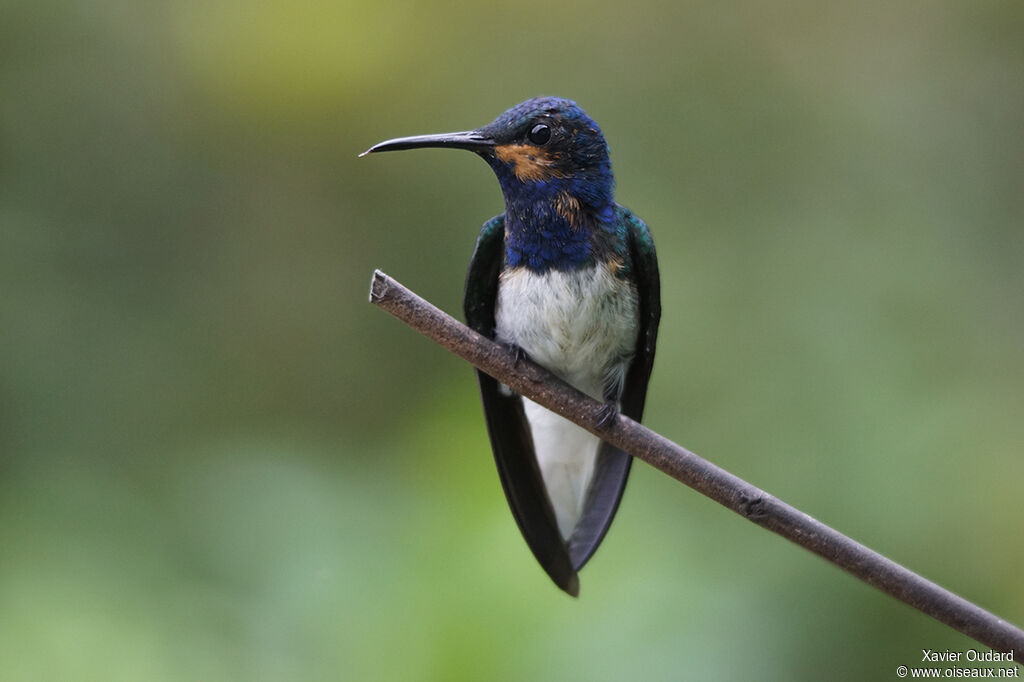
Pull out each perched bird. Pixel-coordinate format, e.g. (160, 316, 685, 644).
(361, 97, 660, 596)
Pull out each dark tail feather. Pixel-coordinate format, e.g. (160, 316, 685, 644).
(567, 443, 632, 570)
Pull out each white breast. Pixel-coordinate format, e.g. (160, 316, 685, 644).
(494, 264, 639, 539)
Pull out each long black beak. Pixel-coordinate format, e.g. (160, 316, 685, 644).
(359, 130, 495, 157)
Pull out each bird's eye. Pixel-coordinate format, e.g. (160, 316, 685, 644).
(527, 123, 551, 146)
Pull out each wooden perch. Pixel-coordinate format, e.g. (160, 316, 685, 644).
(369, 268, 1022, 662)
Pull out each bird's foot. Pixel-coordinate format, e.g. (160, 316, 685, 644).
(595, 401, 619, 430)
(503, 343, 528, 368)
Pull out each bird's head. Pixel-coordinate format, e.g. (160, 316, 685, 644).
(361, 97, 614, 216)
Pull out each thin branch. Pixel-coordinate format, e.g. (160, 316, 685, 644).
(368, 268, 1023, 662)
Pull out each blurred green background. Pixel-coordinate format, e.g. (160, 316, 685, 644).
(2, 0, 1022, 679)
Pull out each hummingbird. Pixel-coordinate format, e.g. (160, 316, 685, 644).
(361, 97, 660, 596)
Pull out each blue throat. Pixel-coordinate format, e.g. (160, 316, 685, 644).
(488, 161, 617, 273)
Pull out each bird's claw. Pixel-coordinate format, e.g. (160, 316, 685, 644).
(595, 402, 619, 430)
(504, 343, 528, 367)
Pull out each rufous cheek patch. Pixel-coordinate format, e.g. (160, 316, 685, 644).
(494, 144, 565, 182)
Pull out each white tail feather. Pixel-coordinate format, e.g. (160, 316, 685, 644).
(522, 398, 600, 539)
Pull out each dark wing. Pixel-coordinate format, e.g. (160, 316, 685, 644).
(568, 205, 661, 570)
(463, 215, 580, 596)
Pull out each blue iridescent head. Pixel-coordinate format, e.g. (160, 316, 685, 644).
(361, 97, 615, 214)
(361, 97, 617, 270)
(476, 97, 614, 213)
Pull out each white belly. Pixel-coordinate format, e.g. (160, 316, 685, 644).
(494, 263, 638, 539)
